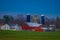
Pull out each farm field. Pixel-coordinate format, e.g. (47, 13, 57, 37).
(0, 30, 60, 40)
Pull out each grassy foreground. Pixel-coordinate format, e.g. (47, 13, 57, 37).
(0, 30, 60, 40)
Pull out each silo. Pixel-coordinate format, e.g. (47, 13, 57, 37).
(41, 14, 45, 24)
(33, 14, 37, 22)
(26, 13, 31, 22)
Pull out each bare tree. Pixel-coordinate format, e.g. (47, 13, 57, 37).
(56, 16, 60, 29)
(45, 17, 50, 26)
(15, 14, 26, 26)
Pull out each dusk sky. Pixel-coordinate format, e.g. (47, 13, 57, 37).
(0, 0, 60, 18)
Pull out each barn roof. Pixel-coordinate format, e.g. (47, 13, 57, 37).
(27, 22, 42, 27)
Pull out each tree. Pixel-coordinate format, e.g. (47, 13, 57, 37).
(45, 17, 50, 26)
(16, 14, 26, 26)
(0, 18, 4, 24)
(9, 16, 14, 23)
(3, 15, 14, 24)
(3, 15, 10, 24)
(50, 18, 56, 25)
(56, 16, 60, 29)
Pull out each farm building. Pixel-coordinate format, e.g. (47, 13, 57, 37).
(22, 22, 45, 32)
(0, 24, 21, 30)
(0, 24, 10, 30)
(9, 24, 19, 30)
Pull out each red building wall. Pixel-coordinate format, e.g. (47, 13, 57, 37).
(22, 24, 44, 32)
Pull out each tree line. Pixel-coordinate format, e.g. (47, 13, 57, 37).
(0, 14, 60, 29)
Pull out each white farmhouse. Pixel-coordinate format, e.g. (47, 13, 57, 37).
(0, 24, 10, 30)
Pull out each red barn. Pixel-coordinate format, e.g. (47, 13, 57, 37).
(22, 22, 45, 32)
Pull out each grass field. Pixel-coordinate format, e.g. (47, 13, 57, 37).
(0, 30, 60, 40)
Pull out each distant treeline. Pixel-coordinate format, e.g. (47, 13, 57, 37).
(0, 14, 60, 29)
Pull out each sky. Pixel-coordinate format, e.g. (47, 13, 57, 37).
(0, 0, 60, 18)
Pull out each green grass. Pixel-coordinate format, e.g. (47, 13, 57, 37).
(56, 29, 60, 32)
(0, 30, 60, 40)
